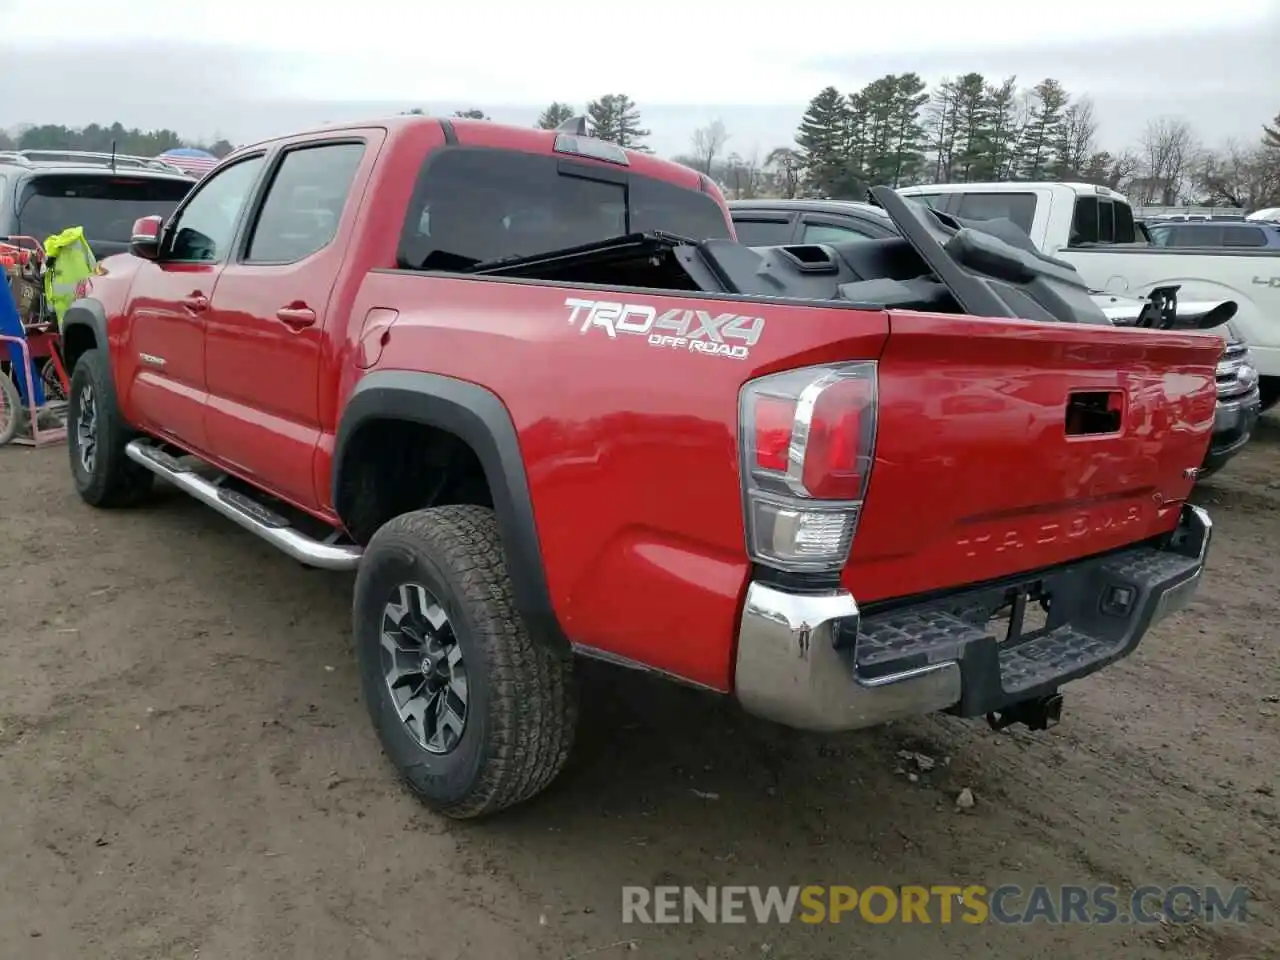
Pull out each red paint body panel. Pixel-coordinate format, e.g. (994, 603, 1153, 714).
(845, 311, 1219, 602)
(84, 115, 1223, 694)
(346, 273, 891, 688)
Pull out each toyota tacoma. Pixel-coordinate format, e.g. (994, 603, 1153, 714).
(59, 116, 1217, 817)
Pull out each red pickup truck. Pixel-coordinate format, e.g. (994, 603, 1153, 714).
(60, 115, 1217, 818)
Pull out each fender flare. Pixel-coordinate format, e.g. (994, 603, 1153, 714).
(61, 298, 109, 370)
(334, 370, 566, 646)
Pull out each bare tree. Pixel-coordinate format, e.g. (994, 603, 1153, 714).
(1054, 97, 1098, 178)
(1138, 117, 1196, 204)
(765, 147, 803, 198)
(690, 119, 729, 176)
(723, 151, 761, 199)
(1196, 140, 1280, 209)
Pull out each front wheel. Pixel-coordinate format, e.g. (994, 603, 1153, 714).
(353, 504, 577, 818)
(67, 348, 153, 506)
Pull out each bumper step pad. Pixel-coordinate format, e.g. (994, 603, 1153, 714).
(850, 544, 1203, 715)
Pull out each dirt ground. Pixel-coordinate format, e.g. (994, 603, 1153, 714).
(1, 427, 1276, 960)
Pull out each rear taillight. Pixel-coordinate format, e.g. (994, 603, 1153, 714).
(739, 362, 877, 573)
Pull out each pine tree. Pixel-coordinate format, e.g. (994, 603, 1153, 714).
(536, 102, 576, 130)
(974, 76, 1020, 181)
(1018, 79, 1068, 179)
(857, 76, 899, 187)
(950, 73, 989, 183)
(796, 87, 854, 197)
(922, 79, 959, 182)
(586, 94, 649, 149)
(887, 73, 930, 186)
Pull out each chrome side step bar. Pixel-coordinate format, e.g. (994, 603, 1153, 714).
(124, 439, 363, 571)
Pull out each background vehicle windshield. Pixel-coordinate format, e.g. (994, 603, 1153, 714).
(17, 174, 192, 245)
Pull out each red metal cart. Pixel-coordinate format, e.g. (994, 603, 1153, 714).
(1, 235, 68, 447)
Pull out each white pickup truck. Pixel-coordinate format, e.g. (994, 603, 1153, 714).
(897, 181, 1280, 409)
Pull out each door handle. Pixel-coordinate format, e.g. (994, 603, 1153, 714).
(276, 305, 317, 329)
(180, 293, 209, 312)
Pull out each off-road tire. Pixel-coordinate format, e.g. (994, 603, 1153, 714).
(354, 504, 577, 818)
(0, 373, 21, 446)
(67, 348, 154, 507)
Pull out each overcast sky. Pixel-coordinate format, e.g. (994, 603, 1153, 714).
(1, 0, 1277, 158)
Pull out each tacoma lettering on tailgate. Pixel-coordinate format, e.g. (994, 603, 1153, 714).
(956, 504, 1145, 559)
(563, 297, 765, 360)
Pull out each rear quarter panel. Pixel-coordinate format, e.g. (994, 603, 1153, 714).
(1060, 247, 1280, 376)
(342, 272, 891, 690)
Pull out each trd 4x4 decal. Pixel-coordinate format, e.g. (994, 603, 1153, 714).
(564, 297, 765, 360)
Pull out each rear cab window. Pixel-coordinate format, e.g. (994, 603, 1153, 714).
(16, 173, 193, 247)
(397, 148, 732, 270)
(952, 192, 1037, 234)
(1070, 194, 1138, 246)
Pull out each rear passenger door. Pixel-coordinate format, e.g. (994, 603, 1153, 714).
(203, 136, 375, 510)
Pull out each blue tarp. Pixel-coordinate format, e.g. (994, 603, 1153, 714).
(0, 275, 45, 406)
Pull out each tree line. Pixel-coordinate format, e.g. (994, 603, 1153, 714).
(9, 87, 1277, 212)
(0, 121, 234, 159)
(404, 95, 651, 149)
(676, 76, 1279, 211)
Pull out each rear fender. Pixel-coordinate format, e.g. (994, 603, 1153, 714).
(333, 370, 564, 647)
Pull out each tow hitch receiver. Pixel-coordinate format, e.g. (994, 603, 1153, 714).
(986, 693, 1064, 732)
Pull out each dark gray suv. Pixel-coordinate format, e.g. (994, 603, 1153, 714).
(1, 149, 196, 258)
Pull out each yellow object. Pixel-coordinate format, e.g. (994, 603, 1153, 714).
(43, 226, 98, 330)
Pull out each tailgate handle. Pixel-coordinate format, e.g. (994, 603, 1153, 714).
(1066, 391, 1124, 436)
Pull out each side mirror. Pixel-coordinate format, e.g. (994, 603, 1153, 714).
(130, 216, 164, 260)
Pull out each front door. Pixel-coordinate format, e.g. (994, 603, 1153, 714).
(204, 139, 370, 511)
(122, 154, 267, 448)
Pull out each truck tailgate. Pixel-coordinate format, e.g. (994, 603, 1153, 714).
(846, 311, 1220, 603)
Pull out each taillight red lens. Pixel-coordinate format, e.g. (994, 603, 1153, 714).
(802, 377, 873, 500)
(754, 395, 796, 471)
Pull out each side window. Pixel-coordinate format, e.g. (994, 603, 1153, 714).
(1098, 199, 1115, 243)
(1172, 226, 1221, 247)
(1148, 226, 1172, 247)
(1113, 201, 1137, 243)
(909, 193, 946, 211)
(245, 142, 365, 263)
(1221, 226, 1266, 248)
(732, 218, 794, 245)
(1071, 196, 1099, 244)
(953, 192, 1037, 234)
(167, 156, 266, 262)
(802, 221, 877, 244)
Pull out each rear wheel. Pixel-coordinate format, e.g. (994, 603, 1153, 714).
(353, 504, 577, 818)
(67, 348, 153, 506)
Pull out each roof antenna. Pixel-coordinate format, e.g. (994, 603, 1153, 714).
(555, 115, 589, 137)
(109, 139, 117, 172)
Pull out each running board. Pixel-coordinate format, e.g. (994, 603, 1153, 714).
(124, 440, 363, 571)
